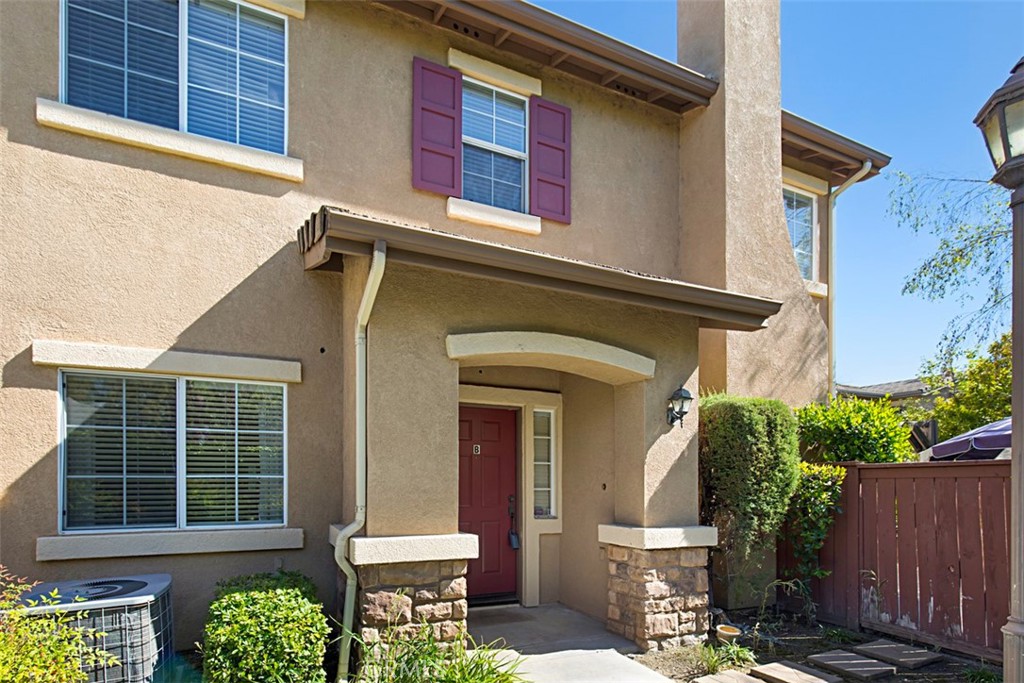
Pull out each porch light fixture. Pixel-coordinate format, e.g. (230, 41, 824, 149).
(975, 57, 1024, 680)
(975, 57, 1024, 190)
(667, 385, 693, 426)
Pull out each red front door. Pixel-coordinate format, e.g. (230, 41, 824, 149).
(458, 406, 518, 598)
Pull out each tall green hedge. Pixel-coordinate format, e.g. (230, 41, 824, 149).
(797, 396, 915, 463)
(699, 394, 800, 558)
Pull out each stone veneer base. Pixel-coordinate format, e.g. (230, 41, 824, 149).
(353, 560, 469, 644)
(606, 545, 711, 651)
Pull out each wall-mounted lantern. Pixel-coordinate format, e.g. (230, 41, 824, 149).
(667, 385, 693, 426)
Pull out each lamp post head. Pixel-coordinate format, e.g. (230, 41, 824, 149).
(975, 57, 1024, 189)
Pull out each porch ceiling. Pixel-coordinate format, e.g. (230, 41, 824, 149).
(297, 206, 782, 332)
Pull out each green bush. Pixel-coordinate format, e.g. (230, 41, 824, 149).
(356, 622, 522, 683)
(203, 572, 329, 683)
(788, 462, 846, 584)
(0, 566, 118, 683)
(215, 569, 318, 602)
(700, 394, 801, 558)
(797, 396, 915, 463)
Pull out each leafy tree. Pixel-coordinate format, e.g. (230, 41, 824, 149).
(889, 172, 1010, 361)
(797, 396, 915, 463)
(919, 331, 1012, 441)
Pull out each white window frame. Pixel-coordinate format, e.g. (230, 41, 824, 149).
(783, 184, 819, 282)
(461, 75, 530, 214)
(532, 408, 556, 519)
(58, 0, 289, 155)
(58, 368, 288, 535)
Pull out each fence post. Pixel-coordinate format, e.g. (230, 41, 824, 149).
(844, 463, 861, 630)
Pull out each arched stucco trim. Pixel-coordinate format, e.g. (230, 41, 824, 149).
(445, 331, 655, 385)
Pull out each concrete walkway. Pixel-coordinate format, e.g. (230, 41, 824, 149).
(469, 604, 671, 682)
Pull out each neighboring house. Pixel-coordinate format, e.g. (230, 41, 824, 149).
(0, 0, 888, 653)
(837, 378, 949, 451)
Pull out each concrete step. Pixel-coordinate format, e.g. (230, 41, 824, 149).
(807, 650, 897, 681)
(749, 660, 842, 683)
(850, 639, 944, 669)
(694, 671, 760, 683)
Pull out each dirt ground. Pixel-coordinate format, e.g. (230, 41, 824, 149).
(634, 612, 1004, 682)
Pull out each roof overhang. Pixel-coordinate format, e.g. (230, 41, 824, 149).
(298, 206, 781, 332)
(782, 111, 891, 187)
(376, 0, 718, 114)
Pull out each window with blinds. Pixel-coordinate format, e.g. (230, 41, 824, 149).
(783, 187, 816, 281)
(63, 0, 286, 155)
(61, 371, 286, 532)
(533, 410, 555, 519)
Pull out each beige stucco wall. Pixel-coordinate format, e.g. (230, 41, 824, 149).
(0, 0, 696, 648)
(679, 0, 829, 406)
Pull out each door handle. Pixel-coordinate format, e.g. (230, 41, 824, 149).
(508, 494, 516, 519)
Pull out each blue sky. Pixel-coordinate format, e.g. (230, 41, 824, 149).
(531, 0, 1023, 385)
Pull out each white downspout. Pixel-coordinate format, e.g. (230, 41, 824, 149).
(335, 240, 387, 682)
(827, 160, 872, 400)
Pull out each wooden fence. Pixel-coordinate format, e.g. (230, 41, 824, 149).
(778, 460, 1010, 659)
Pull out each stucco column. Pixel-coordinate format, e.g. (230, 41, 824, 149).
(677, 0, 828, 404)
(1004, 185, 1024, 677)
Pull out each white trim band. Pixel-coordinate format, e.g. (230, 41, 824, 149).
(329, 527, 480, 565)
(447, 331, 655, 385)
(598, 524, 718, 550)
(804, 279, 828, 299)
(37, 528, 303, 561)
(36, 99, 304, 182)
(448, 49, 542, 96)
(248, 0, 304, 19)
(33, 339, 302, 383)
(447, 197, 542, 235)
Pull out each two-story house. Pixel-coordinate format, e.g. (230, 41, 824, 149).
(0, 0, 888, 658)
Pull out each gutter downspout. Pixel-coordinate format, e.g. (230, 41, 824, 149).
(827, 160, 872, 401)
(335, 240, 387, 682)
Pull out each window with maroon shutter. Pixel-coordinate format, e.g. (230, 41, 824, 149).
(412, 57, 463, 197)
(412, 57, 572, 226)
(529, 97, 571, 224)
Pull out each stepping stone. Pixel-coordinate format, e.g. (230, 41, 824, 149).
(750, 660, 842, 683)
(807, 650, 896, 681)
(850, 639, 944, 669)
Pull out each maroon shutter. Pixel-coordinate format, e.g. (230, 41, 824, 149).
(529, 97, 571, 223)
(412, 57, 463, 196)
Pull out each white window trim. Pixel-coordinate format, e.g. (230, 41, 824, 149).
(58, 0, 292, 160)
(57, 368, 288, 535)
(38, 527, 303, 561)
(448, 49, 541, 97)
(461, 75, 531, 215)
(783, 184, 819, 283)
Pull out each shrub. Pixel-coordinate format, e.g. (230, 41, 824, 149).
(215, 569, 318, 602)
(356, 622, 522, 683)
(797, 396, 915, 463)
(0, 566, 118, 683)
(700, 394, 801, 558)
(788, 462, 846, 584)
(203, 572, 328, 683)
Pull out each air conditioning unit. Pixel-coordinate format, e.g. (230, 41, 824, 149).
(21, 574, 173, 682)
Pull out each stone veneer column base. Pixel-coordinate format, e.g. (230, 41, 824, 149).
(606, 545, 710, 651)
(353, 560, 469, 643)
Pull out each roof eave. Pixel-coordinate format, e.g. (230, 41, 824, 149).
(782, 110, 892, 187)
(375, 0, 718, 114)
(297, 207, 781, 332)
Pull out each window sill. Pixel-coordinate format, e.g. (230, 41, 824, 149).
(37, 527, 303, 561)
(447, 197, 542, 235)
(36, 99, 304, 182)
(804, 279, 828, 299)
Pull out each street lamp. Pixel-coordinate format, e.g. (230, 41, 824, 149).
(975, 56, 1024, 679)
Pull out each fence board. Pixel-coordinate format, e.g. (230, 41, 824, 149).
(875, 478, 900, 626)
(956, 477, 987, 649)
(981, 476, 1009, 650)
(894, 477, 919, 631)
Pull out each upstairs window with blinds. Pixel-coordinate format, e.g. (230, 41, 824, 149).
(783, 187, 816, 281)
(61, 371, 286, 532)
(62, 0, 287, 154)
